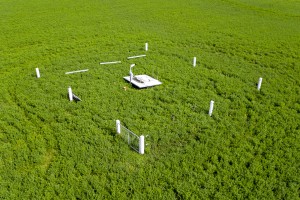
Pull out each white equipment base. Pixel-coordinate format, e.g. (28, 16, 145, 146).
(123, 75, 162, 88)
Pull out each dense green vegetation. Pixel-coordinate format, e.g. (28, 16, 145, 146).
(0, 0, 299, 199)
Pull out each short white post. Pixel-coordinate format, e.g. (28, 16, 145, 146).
(209, 100, 214, 116)
(257, 77, 263, 91)
(139, 135, 145, 154)
(35, 68, 40, 78)
(68, 86, 73, 101)
(193, 57, 196, 67)
(145, 43, 148, 51)
(116, 120, 121, 134)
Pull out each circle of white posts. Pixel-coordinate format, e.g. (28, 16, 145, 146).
(34, 43, 266, 150)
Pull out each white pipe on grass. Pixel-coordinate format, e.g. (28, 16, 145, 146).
(65, 69, 89, 74)
(99, 61, 121, 65)
(127, 55, 146, 59)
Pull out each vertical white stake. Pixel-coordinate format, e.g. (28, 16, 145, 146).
(36, 68, 40, 78)
(128, 132, 130, 145)
(209, 100, 214, 116)
(129, 64, 135, 84)
(257, 77, 263, 91)
(68, 86, 73, 101)
(145, 43, 148, 51)
(193, 57, 196, 67)
(116, 120, 121, 134)
(130, 72, 133, 83)
(139, 135, 145, 154)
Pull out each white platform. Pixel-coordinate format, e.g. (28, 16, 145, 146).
(123, 75, 162, 88)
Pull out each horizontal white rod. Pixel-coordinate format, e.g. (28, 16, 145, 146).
(99, 61, 121, 65)
(127, 55, 146, 59)
(65, 69, 89, 74)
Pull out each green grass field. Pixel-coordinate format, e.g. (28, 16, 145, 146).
(0, 0, 299, 199)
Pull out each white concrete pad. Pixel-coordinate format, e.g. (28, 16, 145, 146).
(123, 75, 162, 88)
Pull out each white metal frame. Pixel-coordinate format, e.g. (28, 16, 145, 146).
(116, 120, 145, 154)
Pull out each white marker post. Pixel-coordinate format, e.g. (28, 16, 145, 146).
(257, 77, 263, 91)
(145, 43, 148, 51)
(209, 100, 214, 116)
(139, 135, 145, 154)
(193, 57, 196, 67)
(35, 68, 40, 78)
(116, 120, 121, 134)
(68, 87, 73, 101)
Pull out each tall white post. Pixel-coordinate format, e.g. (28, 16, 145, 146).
(209, 100, 214, 116)
(116, 120, 121, 134)
(35, 68, 40, 78)
(129, 64, 135, 83)
(193, 57, 196, 67)
(139, 135, 145, 154)
(145, 43, 148, 51)
(68, 86, 73, 101)
(130, 72, 133, 83)
(257, 77, 263, 91)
